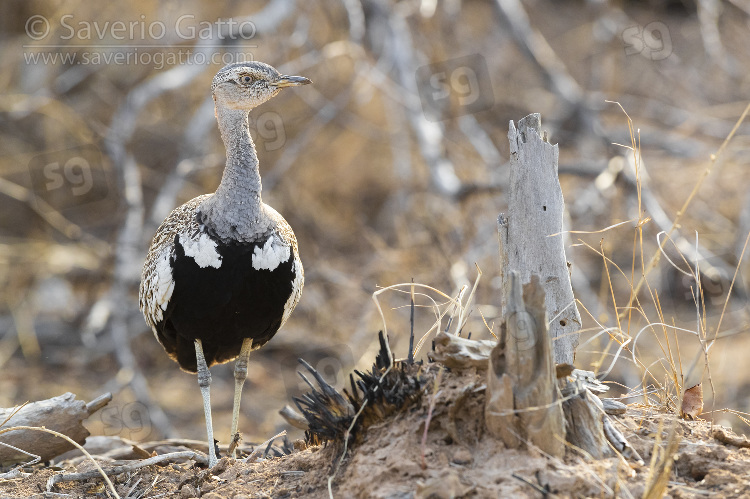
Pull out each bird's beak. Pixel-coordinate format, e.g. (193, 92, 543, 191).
(274, 75, 312, 88)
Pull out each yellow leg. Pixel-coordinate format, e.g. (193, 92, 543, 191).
(230, 338, 253, 458)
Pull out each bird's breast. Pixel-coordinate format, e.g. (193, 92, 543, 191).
(160, 231, 298, 359)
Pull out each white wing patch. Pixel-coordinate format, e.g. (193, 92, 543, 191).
(146, 250, 175, 325)
(180, 233, 222, 269)
(154, 252, 175, 312)
(141, 248, 175, 328)
(252, 235, 291, 271)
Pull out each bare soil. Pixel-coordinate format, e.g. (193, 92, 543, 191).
(3, 365, 750, 498)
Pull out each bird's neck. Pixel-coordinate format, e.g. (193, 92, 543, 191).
(198, 105, 271, 242)
(215, 106, 262, 201)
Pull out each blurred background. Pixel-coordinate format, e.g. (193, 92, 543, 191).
(1, 0, 749, 446)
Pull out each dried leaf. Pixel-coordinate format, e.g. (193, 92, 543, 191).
(556, 363, 574, 378)
(681, 384, 703, 420)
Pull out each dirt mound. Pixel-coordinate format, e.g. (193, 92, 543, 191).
(4, 359, 750, 498)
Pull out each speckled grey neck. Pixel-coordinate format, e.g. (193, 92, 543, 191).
(198, 105, 272, 242)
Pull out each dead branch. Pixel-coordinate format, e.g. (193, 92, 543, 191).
(56, 436, 258, 465)
(279, 405, 309, 430)
(570, 369, 610, 394)
(560, 383, 610, 460)
(697, 0, 731, 71)
(1, 425, 119, 497)
(602, 398, 627, 415)
(0, 392, 111, 466)
(243, 430, 287, 463)
(46, 450, 207, 493)
(620, 154, 739, 295)
(602, 416, 643, 464)
(559, 375, 642, 463)
(430, 330, 496, 370)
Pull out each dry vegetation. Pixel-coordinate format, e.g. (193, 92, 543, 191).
(2, 0, 750, 497)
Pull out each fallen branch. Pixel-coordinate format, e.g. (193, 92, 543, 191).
(560, 383, 609, 460)
(279, 405, 309, 430)
(46, 450, 207, 493)
(243, 430, 287, 463)
(0, 392, 111, 466)
(429, 331, 495, 370)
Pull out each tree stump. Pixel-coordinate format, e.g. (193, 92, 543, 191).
(498, 113, 581, 364)
(485, 272, 566, 458)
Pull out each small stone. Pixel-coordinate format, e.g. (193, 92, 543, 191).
(179, 484, 198, 498)
(212, 457, 231, 474)
(451, 448, 473, 465)
(703, 469, 738, 488)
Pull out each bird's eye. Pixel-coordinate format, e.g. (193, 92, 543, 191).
(240, 75, 253, 84)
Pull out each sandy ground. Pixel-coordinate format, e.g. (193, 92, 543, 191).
(3, 359, 750, 499)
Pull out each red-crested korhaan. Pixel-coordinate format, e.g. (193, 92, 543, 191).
(139, 61, 310, 467)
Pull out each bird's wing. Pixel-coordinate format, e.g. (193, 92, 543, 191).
(139, 194, 211, 332)
(262, 204, 304, 327)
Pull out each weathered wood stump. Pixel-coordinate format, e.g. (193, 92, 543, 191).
(485, 272, 566, 457)
(485, 114, 641, 463)
(498, 113, 581, 364)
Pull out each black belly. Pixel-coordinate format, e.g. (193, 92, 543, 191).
(154, 236, 295, 372)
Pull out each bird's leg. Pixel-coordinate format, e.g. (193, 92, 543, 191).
(230, 338, 254, 458)
(195, 339, 217, 467)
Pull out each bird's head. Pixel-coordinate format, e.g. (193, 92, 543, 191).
(211, 61, 311, 110)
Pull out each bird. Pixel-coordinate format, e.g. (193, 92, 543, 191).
(139, 61, 311, 467)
